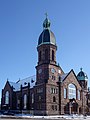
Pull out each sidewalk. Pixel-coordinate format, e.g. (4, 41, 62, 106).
(0, 114, 90, 119)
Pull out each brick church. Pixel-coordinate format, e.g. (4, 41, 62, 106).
(1, 15, 90, 115)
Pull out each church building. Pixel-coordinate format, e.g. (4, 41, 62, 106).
(1, 15, 90, 115)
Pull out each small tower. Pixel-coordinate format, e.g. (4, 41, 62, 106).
(77, 68, 88, 89)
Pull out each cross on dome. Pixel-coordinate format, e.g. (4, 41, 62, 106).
(43, 13, 50, 29)
(45, 12, 48, 18)
(80, 67, 83, 71)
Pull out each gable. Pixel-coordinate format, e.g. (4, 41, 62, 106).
(3, 81, 12, 94)
(3, 75, 36, 92)
(62, 70, 81, 90)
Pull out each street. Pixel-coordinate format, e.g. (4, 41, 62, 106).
(0, 119, 70, 120)
(0, 116, 89, 120)
(0, 118, 89, 120)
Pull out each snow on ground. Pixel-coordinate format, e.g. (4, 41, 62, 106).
(14, 114, 90, 119)
(0, 113, 90, 119)
(16, 114, 90, 119)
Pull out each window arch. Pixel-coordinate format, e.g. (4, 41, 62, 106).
(5, 91, 9, 104)
(53, 96, 56, 102)
(32, 93, 34, 104)
(52, 50, 54, 61)
(58, 76, 61, 82)
(64, 88, 67, 99)
(24, 94, 27, 109)
(45, 49, 48, 60)
(78, 90, 81, 100)
(68, 83, 76, 99)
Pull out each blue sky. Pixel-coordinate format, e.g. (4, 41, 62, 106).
(0, 0, 90, 102)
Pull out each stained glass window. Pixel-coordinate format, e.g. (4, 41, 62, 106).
(5, 91, 9, 104)
(32, 93, 34, 104)
(78, 90, 80, 100)
(68, 83, 76, 99)
(24, 94, 27, 109)
(64, 88, 67, 99)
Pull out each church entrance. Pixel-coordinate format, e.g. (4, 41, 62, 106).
(69, 98, 78, 114)
(64, 98, 78, 114)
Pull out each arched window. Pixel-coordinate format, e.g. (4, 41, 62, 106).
(39, 51, 41, 61)
(5, 91, 9, 104)
(53, 96, 56, 102)
(64, 88, 67, 99)
(78, 90, 80, 100)
(45, 49, 48, 60)
(52, 50, 54, 61)
(32, 93, 34, 104)
(58, 76, 62, 82)
(68, 83, 76, 99)
(24, 94, 27, 109)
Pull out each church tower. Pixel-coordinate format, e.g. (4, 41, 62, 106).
(77, 68, 88, 90)
(36, 15, 64, 85)
(35, 15, 64, 115)
(77, 68, 88, 114)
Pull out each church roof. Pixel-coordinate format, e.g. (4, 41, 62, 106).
(61, 73, 68, 81)
(9, 75, 36, 91)
(38, 29, 56, 46)
(9, 81, 20, 91)
(60, 69, 80, 83)
(77, 68, 88, 81)
(38, 15, 56, 46)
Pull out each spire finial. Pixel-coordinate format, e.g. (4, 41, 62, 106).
(45, 12, 48, 18)
(80, 67, 83, 71)
(43, 13, 50, 29)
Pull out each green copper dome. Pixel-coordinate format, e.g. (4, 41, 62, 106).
(38, 15, 56, 46)
(77, 68, 88, 81)
(43, 17, 50, 29)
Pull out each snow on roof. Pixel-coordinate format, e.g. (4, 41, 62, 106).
(9, 73, 68, 91)
(9, 81, 20, 91)
(17, 75, 36, 88)
(9, 75, 36, 91)
(61, 73, 68, 81)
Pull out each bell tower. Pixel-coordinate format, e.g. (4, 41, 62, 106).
(35, 15, 64, 115)
(36, 15, 64, 85)
(37, 15, 57, 66)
